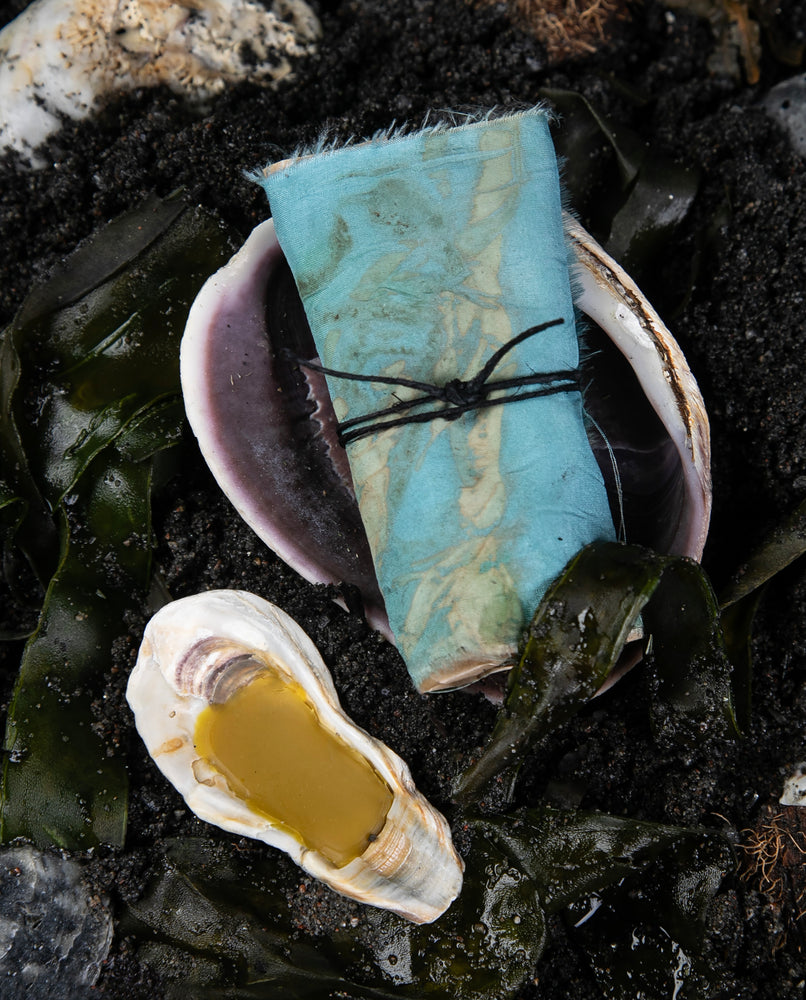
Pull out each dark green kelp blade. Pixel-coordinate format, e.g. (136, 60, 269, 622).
(605, 151, 701, 280)
(718, 496, 806, 732)
(472, 804, 731, 914)
(644, 557, 740, 750)
(0, 323, 59, 585)
(400, 830, 546, 999)
(1, 461, 147, 848)
(720, 497, 806, 610)
(566, 828, 732, 999)
(125, 838, 403, 1000)
(13, 191, 187, 329)
(453, 541, 665, 803)
(13, 195, 235, 511)
(545, 87, 700, 291)
(473, 805, 697, 912)
(0, 482, 30, 621)
(0, 193, 239, 849)
(127, 829, 547, 1000)
(128, 810, 731, 1000)
(477, 806, 732, 999)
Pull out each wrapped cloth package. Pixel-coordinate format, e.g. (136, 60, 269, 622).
(260, 108, 615, 692)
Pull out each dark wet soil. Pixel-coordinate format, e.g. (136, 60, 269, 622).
(2, 0, 806, 997)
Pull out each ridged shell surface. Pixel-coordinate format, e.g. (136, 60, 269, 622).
(127, 590, 463, 923)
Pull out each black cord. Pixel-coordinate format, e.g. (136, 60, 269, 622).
(285, 318, 579, 446)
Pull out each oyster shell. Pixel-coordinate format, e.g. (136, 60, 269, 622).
(127, 590, 463, 923)
(180, 216, 711, 687)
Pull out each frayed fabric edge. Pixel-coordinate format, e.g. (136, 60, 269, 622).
(246, 102, 556, 184)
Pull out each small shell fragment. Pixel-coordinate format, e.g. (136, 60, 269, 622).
(127, 590, 463, 923)
(781, 764, 806, 807)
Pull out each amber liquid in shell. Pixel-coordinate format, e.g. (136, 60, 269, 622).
(194, 670, 393, 866)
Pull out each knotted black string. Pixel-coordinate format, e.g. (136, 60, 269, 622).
(286, 318, 579, 446)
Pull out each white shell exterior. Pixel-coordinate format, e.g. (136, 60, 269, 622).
(127, 590, 464, 923)
(0, 0, 320, 165)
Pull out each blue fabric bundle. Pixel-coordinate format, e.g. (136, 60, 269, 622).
(260, 108, 614, 691)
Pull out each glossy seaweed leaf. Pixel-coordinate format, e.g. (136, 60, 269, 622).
(0, 482, 25, 581)
(0, 192, 239, 849)
(124, 838, 398, 1000)
(12, 194, 231, 511)
(543, 87, 648, 194)
(719, 592, 764, 737)
(454, 542, 665, 804)
(566, 831, 732, 999)
(126, 833, 546, 1000)
(605, 151, 700, 280)
(127, 809, 731, 1000)
(0, 482, 37, 640)
(644, 557, 740, 751)
(472, 806, 702, 912)
(0, 459, 147, 848)
(478, 806, 732, 999)
(14, 191, 188, 330)
(720, 497, 806, 610)
(719, 496, 806, 732)
(0, 325, 59, 585)
(544, 88, 700, 296)
(386, 831, 546, 999)
(454, 542, 739, 804)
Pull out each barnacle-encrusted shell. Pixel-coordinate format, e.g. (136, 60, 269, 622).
(0, 0, 320, 164)
(127, 590, 463, 923)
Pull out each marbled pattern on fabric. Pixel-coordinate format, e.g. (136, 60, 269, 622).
(262, 109, 614, 691)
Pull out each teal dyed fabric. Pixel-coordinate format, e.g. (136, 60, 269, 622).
(261, 109, 614, 691)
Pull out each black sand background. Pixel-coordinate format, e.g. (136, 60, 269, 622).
(1, 0, 806, 996)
